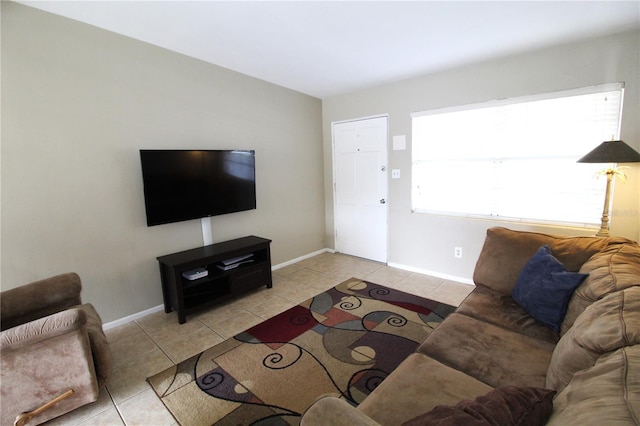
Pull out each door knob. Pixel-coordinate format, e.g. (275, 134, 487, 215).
(380, 199, 386, 204)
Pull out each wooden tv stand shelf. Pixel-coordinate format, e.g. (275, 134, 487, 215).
(157, 236, 272, 324)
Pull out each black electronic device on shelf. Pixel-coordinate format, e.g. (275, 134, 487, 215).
(216, 253, 254, 271)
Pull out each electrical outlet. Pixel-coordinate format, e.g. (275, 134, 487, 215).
(454, 247, 463, 258)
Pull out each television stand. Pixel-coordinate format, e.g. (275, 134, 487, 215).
(157, 236, 272, 324)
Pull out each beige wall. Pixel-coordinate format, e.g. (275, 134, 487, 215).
(323, 29, 640, 282)
(1, 3, 325, 322)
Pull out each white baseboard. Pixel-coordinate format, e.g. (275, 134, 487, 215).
(387, 261, 475, 286)
(103, 304, 165, 330)
(271, 248, 333, 270)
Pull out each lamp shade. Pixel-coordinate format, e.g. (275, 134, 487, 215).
(577, 140, 640, 163)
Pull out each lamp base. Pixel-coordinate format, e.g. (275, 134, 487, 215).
(594, 170, 614, 238)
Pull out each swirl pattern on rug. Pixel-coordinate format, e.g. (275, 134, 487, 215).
(148, 278, 455, 425)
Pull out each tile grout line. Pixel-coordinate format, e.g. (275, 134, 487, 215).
(106, 387, 127, 426)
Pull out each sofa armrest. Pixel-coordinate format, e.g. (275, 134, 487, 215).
(1, 273, 82, 330)
(301, 396, 381, 426)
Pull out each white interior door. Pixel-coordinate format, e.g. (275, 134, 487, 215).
(333, 116, 388, 263)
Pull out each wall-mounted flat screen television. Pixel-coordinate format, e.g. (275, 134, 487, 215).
(140, 149, 256, 226)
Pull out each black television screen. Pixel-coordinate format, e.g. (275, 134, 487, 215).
(140, 149, 256, 226)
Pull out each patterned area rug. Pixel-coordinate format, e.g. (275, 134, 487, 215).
(148, 278, 455, 425)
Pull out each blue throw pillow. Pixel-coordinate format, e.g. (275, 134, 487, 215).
(512, 245, 588, 332)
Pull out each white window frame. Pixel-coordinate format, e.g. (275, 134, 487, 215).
(411, 83, 624, 228)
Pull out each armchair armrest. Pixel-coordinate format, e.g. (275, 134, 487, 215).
(1, 273, 82, 330)
(1, 308, 87, 352)
(0, 308, 99, 426)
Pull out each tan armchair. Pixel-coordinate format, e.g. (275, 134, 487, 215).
(0, 273, 111, 426)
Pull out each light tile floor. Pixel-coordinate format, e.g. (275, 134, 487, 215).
(45, 252, 474, 426)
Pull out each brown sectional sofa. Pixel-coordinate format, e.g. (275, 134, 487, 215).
(301, 227, 640, 425)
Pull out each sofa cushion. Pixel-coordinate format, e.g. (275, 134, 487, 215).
(473, 227, 619, 295)
(456, 285, 559, 344)
(546, 286, 640, 393)
(547, 346, 640, 425)
(357, 353, 493, 425)
(417, 313, 555, 389)
(512, 245, 588, 332)
(561, 242, 640, 335)
(402, 386, 556, 426)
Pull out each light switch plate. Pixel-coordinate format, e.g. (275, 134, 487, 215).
(392, 135, 406, 150)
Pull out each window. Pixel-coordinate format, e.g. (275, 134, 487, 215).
(411, 83, 624, 227)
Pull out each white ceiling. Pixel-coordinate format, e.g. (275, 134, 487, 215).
(16, 1, 640, 99)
